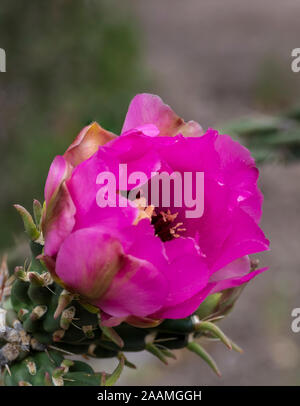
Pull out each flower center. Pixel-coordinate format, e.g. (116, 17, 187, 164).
(151, 209, 186, 242)
(132, 195, 186, 241)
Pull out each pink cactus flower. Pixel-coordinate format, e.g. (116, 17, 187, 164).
(42, 94, 269, 326)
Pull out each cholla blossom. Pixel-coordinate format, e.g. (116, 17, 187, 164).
(41, 93, 269, 326)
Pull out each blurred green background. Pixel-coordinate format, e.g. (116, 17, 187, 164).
(1, 0, 300, 386)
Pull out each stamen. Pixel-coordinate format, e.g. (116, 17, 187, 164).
(160, 210, 178, 223)
(133, 197, 155, 225)
(152, 209, 185, 241)
(132, 195, 186, 241)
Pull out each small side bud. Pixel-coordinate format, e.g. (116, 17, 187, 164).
(14, 204, 40, 241)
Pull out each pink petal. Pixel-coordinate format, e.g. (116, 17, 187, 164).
(55, 227, 168, 318)
(123, 219, 168, 270)
(97, 254, 168, 318)
(103, 130, 162, 180)
(135, 124, 160, 137)
(152, 285, 214, 319)
(43, 155, 75, 257)
(55, 228, 126, 300)
(161, 237, 210, 308)
(154, 266, 267, 319)
(210, 256, 250, 281)
(152, 130, 263, 225)
(151, 237, 210, 319)
(122, 93, 203, 137)
(44, 183, 76, 257)
(123, 221, 211, 311)
(209, 266, 268, 294)
(215, 133, 263, 223)
(44, 155, 70, 204)
(212, 208, 270, 272)
(64, 122, 116, 167)
(66, 147, 138, 231)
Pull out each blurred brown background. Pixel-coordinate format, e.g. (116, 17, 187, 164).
(1, 0, 300, 385)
